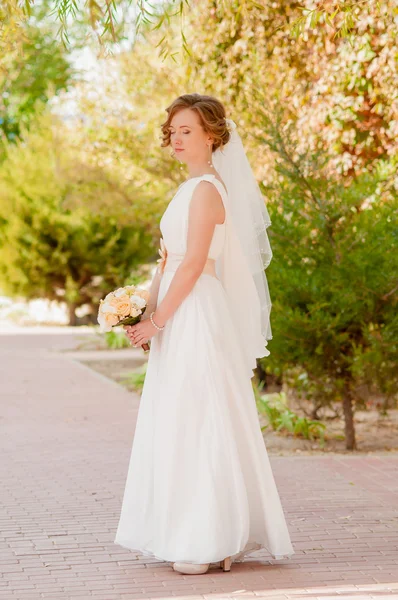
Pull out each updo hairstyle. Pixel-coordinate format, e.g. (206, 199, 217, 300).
(160, 93, 231, 152)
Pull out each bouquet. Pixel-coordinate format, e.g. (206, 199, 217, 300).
(97, 285, 151, 351)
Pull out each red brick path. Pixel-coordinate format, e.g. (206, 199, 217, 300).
(1, 330, 398, 599)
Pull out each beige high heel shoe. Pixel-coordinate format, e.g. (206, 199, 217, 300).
(220, 556, 232, 572)
(172, 556, 232, 575)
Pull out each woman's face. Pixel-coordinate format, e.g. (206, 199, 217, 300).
(169, 108, 213, 165)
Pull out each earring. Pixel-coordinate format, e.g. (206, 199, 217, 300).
(207, 145, 214, 169)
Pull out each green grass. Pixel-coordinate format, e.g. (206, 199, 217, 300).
(120, 363, 148, 392)
(104, 329, 131, 349)
(254, 386, 326, 447)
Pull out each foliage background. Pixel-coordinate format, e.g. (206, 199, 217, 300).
(0, 0, 397, 448)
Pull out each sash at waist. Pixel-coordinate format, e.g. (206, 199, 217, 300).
(163, 252, 218, 278)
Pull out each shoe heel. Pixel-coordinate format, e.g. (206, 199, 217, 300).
(220, 556, 232, 572)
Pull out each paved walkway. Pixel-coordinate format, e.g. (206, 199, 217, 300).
(1, 329, 398, 600)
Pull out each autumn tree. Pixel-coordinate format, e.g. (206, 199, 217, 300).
(178, 0, 398, 448)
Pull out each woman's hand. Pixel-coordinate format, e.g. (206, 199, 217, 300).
(124, 318, 159, 348)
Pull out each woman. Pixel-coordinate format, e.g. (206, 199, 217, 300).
(114, 93, 294, 575)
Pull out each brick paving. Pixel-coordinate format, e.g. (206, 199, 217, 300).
(1, 328, 398, 600)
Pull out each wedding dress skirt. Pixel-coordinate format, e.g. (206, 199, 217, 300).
(114, 175, 294, 564)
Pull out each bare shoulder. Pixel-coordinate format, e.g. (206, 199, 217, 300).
(193, 179, 221, 199)
(193, 175, 226, 198)
(191, 178, 226, 225)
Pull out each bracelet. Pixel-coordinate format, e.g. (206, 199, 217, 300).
(150, 311, 165, 331)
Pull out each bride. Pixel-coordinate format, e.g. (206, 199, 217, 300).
(114, 93, 294, 575)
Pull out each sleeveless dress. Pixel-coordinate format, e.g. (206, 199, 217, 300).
(114, 174, 294, 565)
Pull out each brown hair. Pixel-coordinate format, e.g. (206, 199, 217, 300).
(160, 93, 230, 152)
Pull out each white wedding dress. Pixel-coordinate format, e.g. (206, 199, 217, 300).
(115, 174, 294, 565)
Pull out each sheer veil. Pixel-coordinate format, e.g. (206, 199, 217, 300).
(213, 118, 273, 377)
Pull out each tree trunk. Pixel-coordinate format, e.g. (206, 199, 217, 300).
(342, 388, 356, 450)
(68, 302, 78, 326)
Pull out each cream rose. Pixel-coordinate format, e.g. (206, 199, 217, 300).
(109, 295, 131, 317)
(105, 312, 119, 327)
(98, 308, 119, 332)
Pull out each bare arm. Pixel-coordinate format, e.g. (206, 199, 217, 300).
(152, 181, 224, 328)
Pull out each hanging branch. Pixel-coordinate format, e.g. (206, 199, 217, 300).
(0, 0, 389, 57)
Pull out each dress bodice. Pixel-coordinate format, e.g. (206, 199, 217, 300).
(159, 174, 226, 260)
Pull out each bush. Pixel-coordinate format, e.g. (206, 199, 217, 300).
(255, 387, 326, 447)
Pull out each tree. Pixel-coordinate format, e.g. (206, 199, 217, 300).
(178, 0, 398, 448)
(62, 42, 186, 196)
(0, 5, 74, 150)
(1, 0, 392, 57)
(0, 32, 190, 324)
(183, 0, 398, 177)
(259, 110, 398, 450)
(0, 114, 160, 324)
